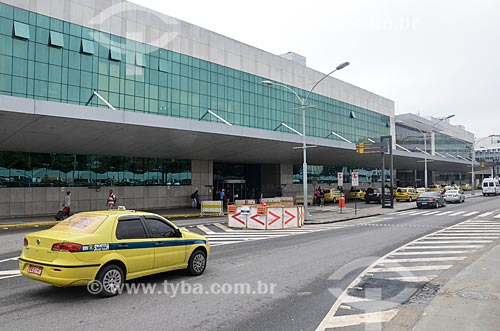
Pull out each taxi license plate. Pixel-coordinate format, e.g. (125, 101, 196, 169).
(421, 202, 427, 205)
(27, 265, 43, 276)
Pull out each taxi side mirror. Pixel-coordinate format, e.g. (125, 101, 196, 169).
(174, 228, 182, 238)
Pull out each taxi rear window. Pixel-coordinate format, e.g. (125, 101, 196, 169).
(51, 214, 108, 234)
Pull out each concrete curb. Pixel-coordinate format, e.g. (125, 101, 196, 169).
(0, 212, 228, 230)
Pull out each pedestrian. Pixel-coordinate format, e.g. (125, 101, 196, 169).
(191, 189, 199, 208)
(107, 189, 117, 209)
(62, 191, 71, 217)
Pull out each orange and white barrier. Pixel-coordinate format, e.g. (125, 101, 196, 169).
(227, 205, 248, 228)
(261, 197, 281, 206)
(295, 195, 313, 205)
(280, 197, 294, 206)
(247, 205, 267, 230)
(266, 207, 283, 229)
(227, 204, 303, 230)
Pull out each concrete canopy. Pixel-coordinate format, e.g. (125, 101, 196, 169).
(0, 95, 470, 172)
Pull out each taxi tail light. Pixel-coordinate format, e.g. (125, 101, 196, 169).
(23, 238, 28, 246)
(454, 194, 459, 197)
(429, 197, 435, 201)
(51, 242, 82, 252)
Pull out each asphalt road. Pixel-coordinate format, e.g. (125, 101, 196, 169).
(1, 195, 499, 331)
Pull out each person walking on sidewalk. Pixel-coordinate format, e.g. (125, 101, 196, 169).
(107, 189, 117, 210)
(62, 191, 71, 217)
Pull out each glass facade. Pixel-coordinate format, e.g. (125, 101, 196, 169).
(396, 125, 430, 153)
(0, 152, 191, 187)
(0, 3, 390, 144)
(434, 133, 472, 159)
(293, 165, 384, 185)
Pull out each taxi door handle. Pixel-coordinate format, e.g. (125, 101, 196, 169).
(117, 244, 128, 248)
(154, 242, 164, 246)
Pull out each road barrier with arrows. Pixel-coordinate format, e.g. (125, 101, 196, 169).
(227, 203, 304, 229)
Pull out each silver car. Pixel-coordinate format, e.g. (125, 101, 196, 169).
(444, 189, 465, 203)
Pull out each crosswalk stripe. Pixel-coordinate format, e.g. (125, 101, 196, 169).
(196, 225, 216, 234)
(385, 275, 438, 282)
(410, 211, 429, 215)
(413, 240, 492, 244)
(342, 294, 371, 303)
(450, 211, 466, 216)
(495, 214, 500, 219)
(427, 236, 498, 239)
(371, 265, 452, 272)
(440, 231, 500, 234)
(464, 211, 479, 216)
(478, 212, 494, 218)
(0, 270, 20, 276)
(436, 211, 453, 216)
(212, 223, 235, 232)
(324, 309, 399, 328)
(391, 250, 475, 255)
(384, 256, 466, 263)
(422, 211, 441, 215)
(403, 245, 483, 249)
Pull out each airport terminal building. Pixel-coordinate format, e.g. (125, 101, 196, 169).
(0, 0, 472, 217)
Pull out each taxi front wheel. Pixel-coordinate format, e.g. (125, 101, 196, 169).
(187, 250, 207, 276)
(96, 264, 124, 297)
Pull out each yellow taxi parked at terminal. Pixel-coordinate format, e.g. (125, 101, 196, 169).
(394, 187, 420, 202)
(324, 188, 344, 203)
(349, 189, 365, 200)
(19, 209, 209, 297)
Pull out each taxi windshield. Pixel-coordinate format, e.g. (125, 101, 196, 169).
(51, 214, 108, 234)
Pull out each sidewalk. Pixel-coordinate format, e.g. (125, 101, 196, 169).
(0, 191, 482, 229)
(411, 242, 500, 331)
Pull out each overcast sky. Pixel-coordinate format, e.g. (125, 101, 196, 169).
(132, 0, 500, 139)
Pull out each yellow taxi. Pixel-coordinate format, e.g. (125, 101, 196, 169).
(429, 184, 445, 194)
(349, 189, 365, 200)
(395, 187, 420, 202)
(19, 209, 209, 297)
(460, 183, 472, 191)
(323, 188, 344, 203)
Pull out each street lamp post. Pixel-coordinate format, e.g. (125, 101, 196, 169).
(262, 61, 350, 220)
(471, 134, 500, 194)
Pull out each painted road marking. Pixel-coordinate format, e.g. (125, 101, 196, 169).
(464, 211, 479, 216)
(414, 240, 492, 244)
(450, 211, 466, 216)
(495, 214, 500, 219)
(212, 223, 235, 232)
(324, 309, 399, 328)
(0, 257, 19, 263)
(403, 245, 483, 249)
(436, 211, 453, 216)
(385, 275, 438, 282)
(384, 256, 467, 263)
(0, 270, 20, 276)
(426, 236, 498, 240)
(371, 265, 452, 273)
(343, 294, 371, 303)
(391, 250, 476, 255)
(478, 212, 494, 218)
(196, 225, 216, 234)
(422, 211, 441, 216)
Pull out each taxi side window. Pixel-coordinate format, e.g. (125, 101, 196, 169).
(144, 217, 176, 238)
(116, 218, 148, 240)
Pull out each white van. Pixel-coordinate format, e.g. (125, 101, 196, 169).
(482, 178, 500, 196)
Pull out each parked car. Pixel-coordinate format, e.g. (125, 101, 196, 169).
(444, 189, 465, 203)
(395, 187, 420, 202)
(19, 209, 210, 297)
(416, 192, 446, 208)
(429, 184, 445, 194)
(482, 178, 500, 196)
(365, 188, 382, 204)
(459, 183, 472, 191)
(349, 188, 365, 200)
(324, 188, 344, 203)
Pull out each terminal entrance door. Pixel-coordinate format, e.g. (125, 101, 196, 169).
(213, 163, 261, 202)
(222, 179, 246, 203)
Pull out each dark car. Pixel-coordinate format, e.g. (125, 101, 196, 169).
(365, 188, 382, 204)
(416, 192, 446, 209)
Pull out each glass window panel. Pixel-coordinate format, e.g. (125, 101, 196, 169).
(109, 46, 122, 61)
(49, 30, 64, 47)
(81, 39, 94, 54)
(136, 53, 145, 67)
(0, 73, 11, 91)
(159, 58, 169, 72)
(0, 54, 12, 74)
(13, 21, 30, 39)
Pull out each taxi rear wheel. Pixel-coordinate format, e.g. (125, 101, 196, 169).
(96, 264, 124, 297)
(187, 250, 207, 276)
